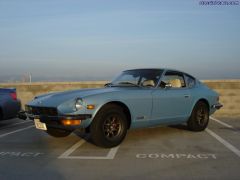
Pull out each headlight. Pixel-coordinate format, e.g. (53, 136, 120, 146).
(75, 98, 84, 110)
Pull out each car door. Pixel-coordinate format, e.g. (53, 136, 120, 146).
(150, 71, 192, 125)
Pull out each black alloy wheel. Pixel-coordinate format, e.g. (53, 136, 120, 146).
(187, 101, 209, 131)
(90, 104, 128, 148)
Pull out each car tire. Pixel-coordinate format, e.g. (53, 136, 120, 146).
(46, 128, 72, 137)
(187, 101, 209, 131)
(90, 104, 128, 148)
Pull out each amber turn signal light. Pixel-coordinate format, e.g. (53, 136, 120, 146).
(61, 120, 81, 126)
(87, 104, 95, 109)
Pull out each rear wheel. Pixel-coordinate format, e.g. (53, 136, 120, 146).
(187, 101, 209, 131)
(90, 104, 128, 148)
(46, 128, 72, 137)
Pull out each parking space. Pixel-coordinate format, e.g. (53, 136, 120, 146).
(0, 117, 240, 179)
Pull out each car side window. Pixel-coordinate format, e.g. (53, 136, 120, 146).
(160, 71, 186, 88)
(185, 75, 196, 88)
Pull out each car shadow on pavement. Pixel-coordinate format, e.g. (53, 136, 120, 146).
(168, 124, 189, 131)
(73, 129, 93, 143)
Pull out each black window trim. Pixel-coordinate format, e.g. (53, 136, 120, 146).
(184, 73, 196, 89)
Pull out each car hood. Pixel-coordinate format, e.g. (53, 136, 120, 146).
(27, 87, 130, 107)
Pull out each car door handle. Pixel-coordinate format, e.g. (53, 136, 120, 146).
(184, 95, 190, 98)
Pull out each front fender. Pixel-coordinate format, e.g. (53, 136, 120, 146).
(78, 89, 153, 129)
(83, 99, 133, 128)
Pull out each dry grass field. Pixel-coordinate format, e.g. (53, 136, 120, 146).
(0, 80, 239, 117)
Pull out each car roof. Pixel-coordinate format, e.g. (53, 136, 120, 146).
(124, 68, 184, 73)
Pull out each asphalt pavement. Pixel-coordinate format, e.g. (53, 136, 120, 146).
(0, 117, 239, 180)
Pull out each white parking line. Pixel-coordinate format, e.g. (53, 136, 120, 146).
(210, 116, 234, 129)
(0, 125, 34, 138)
(206, 128, 240, 158)
(58, 138, 119, 160)
(58, 139, 86, 158)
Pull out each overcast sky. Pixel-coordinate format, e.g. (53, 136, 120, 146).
(0, 0, 239, 81)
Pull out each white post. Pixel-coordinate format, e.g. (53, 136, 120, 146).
(29, 73, 32, 83)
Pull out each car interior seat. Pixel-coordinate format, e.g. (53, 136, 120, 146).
(142, 80, 155, 87)
(169, 79, 182, 88)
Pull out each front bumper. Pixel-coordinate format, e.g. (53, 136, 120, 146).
(212, 103, 223, 110)
(18, 111, 92, 130)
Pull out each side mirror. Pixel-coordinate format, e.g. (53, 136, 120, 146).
(104, 83, 112, 87)
(164, 83, 172, 89)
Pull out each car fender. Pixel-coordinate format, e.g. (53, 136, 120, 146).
(90, 98, 133, 124)
(190, 97, 209, 115)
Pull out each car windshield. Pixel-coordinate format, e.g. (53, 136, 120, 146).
(110, 69, 163, 87)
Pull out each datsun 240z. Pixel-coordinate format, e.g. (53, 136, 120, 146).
(20, 69, 222, 148)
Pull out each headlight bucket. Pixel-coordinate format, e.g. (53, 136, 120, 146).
(75, 98, 84, 110)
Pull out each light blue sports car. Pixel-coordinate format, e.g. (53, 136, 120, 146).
(22, 69, 222, 148)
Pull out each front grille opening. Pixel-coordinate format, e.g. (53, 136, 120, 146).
(26, 106, 58, 116)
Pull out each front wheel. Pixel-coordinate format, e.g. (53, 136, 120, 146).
(90, 104, 128, 148)
(46, 128, 72, 137)
(187, 101, 209, 131)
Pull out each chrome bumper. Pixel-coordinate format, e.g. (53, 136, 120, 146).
(17, 111, 92, 121)
(212, 103, 223, 110)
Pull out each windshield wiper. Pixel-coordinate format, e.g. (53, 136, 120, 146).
(117, 82, 141, 87)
